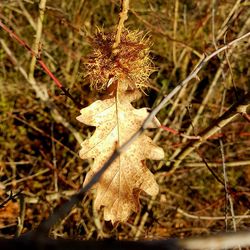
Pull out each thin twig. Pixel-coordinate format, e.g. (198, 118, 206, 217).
(216, 0, 242, 40)
(11, 114, 78, 157)
(173, 0, 179, 66)
(218, 61, 238, 235)
(16, 194, 26, 237)
(17, 0, 36, 30)
(0, 39, 84, 145)
(212, 4, 239, 235)
(169, 91, 250, 169)
(200, 157, 225, 187)
(177, 208, 250, 220)
(3, 169, 50, 187)
(28, 0, 46, 82)
(182, 161, 250, 168)
(0, 19, 81, 108)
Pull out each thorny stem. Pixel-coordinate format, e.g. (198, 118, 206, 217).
(112, 0, 130, 54)
(34, 32, 250, 235)
(0, 20, 82, 109)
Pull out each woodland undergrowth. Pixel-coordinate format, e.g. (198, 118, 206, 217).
(0, 0, 249, 241)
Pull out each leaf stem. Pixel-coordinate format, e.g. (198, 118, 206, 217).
(112, 0, 130, 55)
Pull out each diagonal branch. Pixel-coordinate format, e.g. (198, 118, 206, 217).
(0, 19, 81, 108)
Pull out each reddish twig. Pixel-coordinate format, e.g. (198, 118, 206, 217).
(0, 20, 81, 109)
(160, 125, 201, 139)
(161, 125, 250, 140)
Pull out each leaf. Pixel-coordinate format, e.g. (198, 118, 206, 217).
(77, 86, 164, 223)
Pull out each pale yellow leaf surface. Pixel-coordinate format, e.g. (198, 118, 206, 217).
(77, 88, 164, 223)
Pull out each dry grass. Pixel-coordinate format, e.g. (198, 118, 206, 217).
(0, 0, 249, 241)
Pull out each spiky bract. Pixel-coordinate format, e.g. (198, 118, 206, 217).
(85, 30, 153, 91)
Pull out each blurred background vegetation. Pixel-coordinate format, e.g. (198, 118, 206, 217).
(0, 0, 249, 240)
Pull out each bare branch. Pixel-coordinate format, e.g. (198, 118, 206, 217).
(0, 19, 81, 108)
(177, 208, 250, 221)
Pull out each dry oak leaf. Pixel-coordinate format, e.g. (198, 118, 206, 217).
(77, 88, 164, 223)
